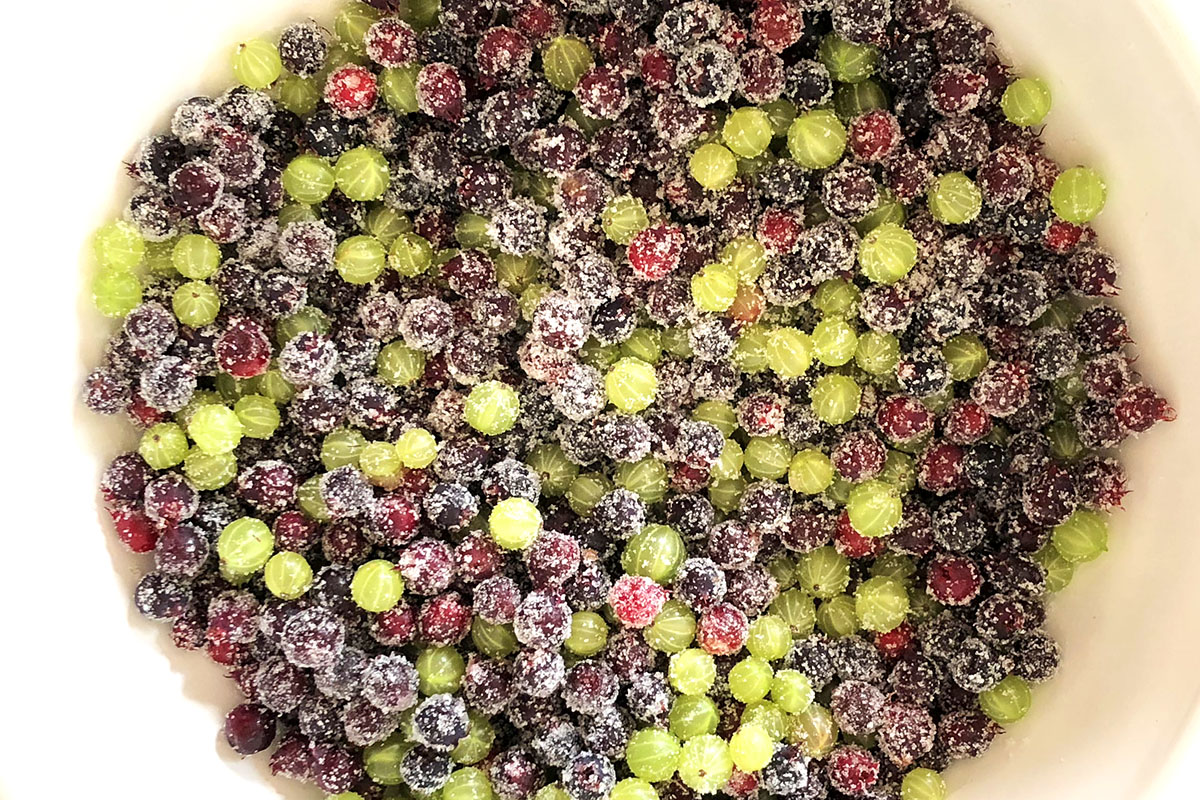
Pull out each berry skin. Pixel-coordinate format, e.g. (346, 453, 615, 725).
(926, 554, 983, 606)
(324, 64, 379, 118)
(608, 575, 669, 628)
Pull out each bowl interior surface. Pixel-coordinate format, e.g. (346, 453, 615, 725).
(9, 0, 1200, 797)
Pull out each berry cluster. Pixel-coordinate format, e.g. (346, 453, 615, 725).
(84, 1, 1173, 799)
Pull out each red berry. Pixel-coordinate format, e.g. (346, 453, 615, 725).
(373, 602, 417, 645)
(476, 26, 534, 87)
(126, 391, 170, 428)
(848, 110, 902, 162)
(875, 622, 914, 659)
(926, 553, 983, 606)
(608, 575, 668, 628)
(875, 394, 934, 444)
(416, 63, 465, 123)
(835, 511, 887, 559)
(752, 0, 804, 53)
(1044, 219, 1085, 254)
(970, 361, 1031, 417)
(628, 224, 685, 280)
(575, 66, 629, 119)
(1115, 384, 1176, 433)
(640, 47, 676, 92)
(513, 0, 562, 43)
(111, 507, 160, 553)
(831, 431, 887, 482)
(697, 602, 750, 655)
(324, 64, 379, 118)
(418, 591, 473, 646)
(942, 399, 992, 445)
(364, 18, 418, 68)
(725, 769, 759, 797)
(756, 207, 803, 255)
(917, 442, 967, 495)
(216, 317, 272, 379)
(826, 745, 880, 796)
(273, 510, 321, 551)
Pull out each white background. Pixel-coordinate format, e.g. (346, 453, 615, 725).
(2, 1, 1200, 799)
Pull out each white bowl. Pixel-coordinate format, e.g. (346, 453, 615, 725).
(5, 0, 1200, 798)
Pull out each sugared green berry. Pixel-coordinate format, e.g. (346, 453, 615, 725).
(489, 497, 543, 550)
(1002, 77, 1052, 127)
(352, 559, 404, 612)
(689, 143, 739, 191)
(788, 110, 847, 169)
(232, 39, 282, 90)
(265, 551, 314, 599)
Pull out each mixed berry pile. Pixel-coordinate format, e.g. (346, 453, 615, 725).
(83, 0, 1175, 798)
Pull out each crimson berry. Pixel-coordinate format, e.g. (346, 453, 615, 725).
(112, 507, 160, 553)
(752, 0, 804, 53)
(849, 110, 902, 162)
(835, 511, 887, 559)
(826, 745, 880, 797)
(756, 207, 803, 255)
(697, 602, 750, 656)
(926, 553, 983, 606)
(417, 63, 466, 123)
(216, 317, 272, 378)
(942, 399, 992, 445)
(628, 224, 685, 280)
(1115, 384, 1176, 433)
(324, 64, 378, 118)
(875, 394, 935, 445)
(418, 592, 473, 646)
(640, 47, 676, 92)
(608, 575, 668, 628)
(365, 18, 418, 68)
(876, 622, 915, 659)
(832, 431, 887, 482)
(917, 442, 967, 495)
(477, 27, 534, 86)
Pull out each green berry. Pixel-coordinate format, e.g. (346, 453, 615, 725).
(771, 670, 814, 714)
(797, 547, 850, 599)
(183, 447, 237, 490)
(232, 39, 282, 89)
(364, 734, 408, 786)
(788, 109, 847, 169)
(172, 281, 221, 327)
(351, 559, 405, 612)
(234, 394, 281, 440)
(744, 436, 793, 480)
(139, 423, 189, 470)
(452, 712, 496, 765)
(276, 74, 320, 115)
(746, 615, 790, 661)
(859, 223, 918, 284)
(691, 262, 738, 312)
(606, 357, 658, 413)
(464, 380, 520, 435)
(668, 694, 719, 740)
(360, 441, 402, 481)
(527, 443, 579, 496)
(568, 472, 612, 516)
(616, 457, 668, 504)
(622, 524, 686, 584)
(729, 657, 774, 703)
(766, 328, 814, 378)
(677, 735, 732, 794)
(901, 768, 947, 800)
(1051, 509, 1108, 563)
(1051, 166, 1107, 224)
(601, 195, 649, 245)
(388, 232, 433, 276)
(929, 172, 983, 225)
(93, 221, 145, 271)
(740, 700, 786, 740)
(811, 374, 861, 425)
(334, 2, 381, 52)
(335, 146, 390, 202)
(854, 575, 910, 632)
(812, 319, 858, 366)
(566, 611, 609, 657)
(625, 728, 681, 783)
(218, 517, 274, 576)
(443, 767, 493, 800)
(689, 143, 739, 191)
(770, 589, 816, 638)
(396, 427, 438, 468)
(856, 331, 900, 375)
(381, 65, 422, 113)
(188, 404, 244, 455)
(264, 551, 314, 599)
(417, 646, 466, 694)
(543, 36, 593, 90)
(297, 475, 332, 522)
(92, 268, 142, 317)
(489, 497, 543, 550)
(472, 619, 519, 658)
(377, 341, 426, 386)
(668, 648, 716, 695)
(1002, 77, 1052, 127)
(611, 779, 658, 800)
(283, 154, 336, 204)
(811, 278, 861, 318)
(942, 333, 989, 381)
(336, 235, 387, 284)
(724, 106, 772, 155)
(980, 675, 1033, 725)
(321, 428, 367, 470)
(847, 480, 903, 537)
(819, 34, 878, 83)
(816, 594, 859, 638)
(645, 599, 696, 654)
(788, 703, 837, 759)
(789, 449, 834, 494)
